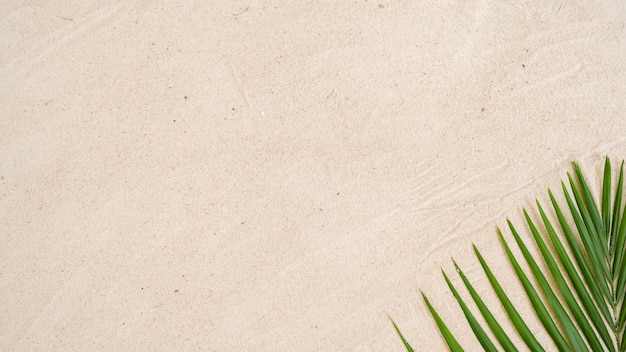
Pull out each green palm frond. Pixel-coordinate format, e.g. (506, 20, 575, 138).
(392, 157, 626, 351)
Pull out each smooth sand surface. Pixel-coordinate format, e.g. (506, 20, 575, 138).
(2, 1, 625, 350)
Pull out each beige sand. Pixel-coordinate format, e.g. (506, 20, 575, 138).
(1, 1, 625, 350)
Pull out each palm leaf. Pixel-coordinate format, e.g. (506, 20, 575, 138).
(442, 268, 499, 352)
(392, 157, 626, 351)
(453, 260, 519, 351)
(389, 316, 415, 352)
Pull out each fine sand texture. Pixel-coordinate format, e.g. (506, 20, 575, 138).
(1, 1, 625, 351)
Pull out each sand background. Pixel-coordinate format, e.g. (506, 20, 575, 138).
(1, 1, 625, 350)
